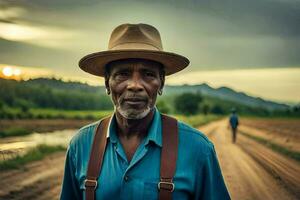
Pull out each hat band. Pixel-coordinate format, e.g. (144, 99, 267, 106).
(110, 42, 161, 51)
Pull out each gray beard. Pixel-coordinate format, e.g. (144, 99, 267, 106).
(115, 105, 152, 119)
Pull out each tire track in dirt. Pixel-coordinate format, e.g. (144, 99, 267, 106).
(237, 133, 300, 197)
(0, 152, 65, 199)
(203, 120, 298, 200)
(238, 125, 300, 152)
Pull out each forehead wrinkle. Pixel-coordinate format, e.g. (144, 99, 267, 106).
(110, 61, 161, 73)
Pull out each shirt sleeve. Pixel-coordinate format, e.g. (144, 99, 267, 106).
(198, 144, 231, 200)
(60, 146, 81, 200)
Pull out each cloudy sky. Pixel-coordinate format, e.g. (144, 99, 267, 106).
(0, 0, 299, 103)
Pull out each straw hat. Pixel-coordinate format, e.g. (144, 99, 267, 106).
(79, 23, 190, 77)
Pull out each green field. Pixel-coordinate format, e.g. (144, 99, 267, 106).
(175, 114, 222, 127)
(0, 144, 66, 170)
(1, 106, 112, 120)
(0, 127, 31, 138)
(30, 108, 112, 119)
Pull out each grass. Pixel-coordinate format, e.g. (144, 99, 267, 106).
(0, 144, 66, 171)
(239, 131, 300, 163)
(175, 114, 222, 127)
(0, 127, 31, 138)
(1, 107, 113, 120)
(30, 108, 112, 119)
(241, 115, 300, 120)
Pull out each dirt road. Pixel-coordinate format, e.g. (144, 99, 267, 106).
(202, 120, 300, 200)
(0, 152, 65, 200)
(0, 119, 299, 199)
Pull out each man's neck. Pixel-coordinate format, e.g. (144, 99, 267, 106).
(115, 108, 155, 140)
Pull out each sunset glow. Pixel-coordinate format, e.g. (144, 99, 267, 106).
(1, 66, 23, 79)
(0, 64, 53, 80)
(2, 66, 13, 77)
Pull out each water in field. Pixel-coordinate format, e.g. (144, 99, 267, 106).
(0, 129, 76, 161)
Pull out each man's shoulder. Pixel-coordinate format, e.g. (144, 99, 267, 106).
(69, 120, 100, 148)
(177, 120, 214, 156)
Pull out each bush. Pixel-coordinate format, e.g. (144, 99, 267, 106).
(74, 115, 84, 120)
(202, 104, 210, 115)
(6, 112, 16, 120)
(36, 114, 46, 119)
(156, 100, 170, 114)
(85, 114, 96, 120)
(0, 144, 66, 170)
(174, 93, 202, 115)
(211, 105, 225, 114)
(0, 127, 31, 137)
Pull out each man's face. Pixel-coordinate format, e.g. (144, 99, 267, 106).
(106, 59, 164, 119)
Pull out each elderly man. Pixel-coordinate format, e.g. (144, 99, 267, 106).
(60, 23, 230, 200)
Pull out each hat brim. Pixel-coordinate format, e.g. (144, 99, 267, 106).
(79, 50, 189, 77)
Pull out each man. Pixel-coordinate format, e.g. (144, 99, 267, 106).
(229, 108, 239, 143)
(60, 23, 230, 200)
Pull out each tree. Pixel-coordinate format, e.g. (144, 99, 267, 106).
(13, 99, 34, 113)
(174, 93, 202, 115)
(293, 104, 300, 113)
(0, 100, 4, 110)
(211, 105, 225, 115)
(156, 100, 170, 114)
(202, 104, 210, 115)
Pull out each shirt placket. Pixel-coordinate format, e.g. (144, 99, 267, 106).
(114, 139, 149, 200)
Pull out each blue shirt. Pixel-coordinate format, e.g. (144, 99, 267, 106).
(60, 108, 230, 200)
(229, 114, 239, 129)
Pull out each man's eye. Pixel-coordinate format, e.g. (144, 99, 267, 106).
(116, 71, 129, 76)
(145, 72, 155, 77)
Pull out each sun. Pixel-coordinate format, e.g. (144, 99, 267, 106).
(1, 66, 22, 79)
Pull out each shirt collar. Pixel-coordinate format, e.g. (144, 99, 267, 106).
(106, 107, 162, 147)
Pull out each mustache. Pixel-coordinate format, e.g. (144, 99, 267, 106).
(119, 92, 148, 103)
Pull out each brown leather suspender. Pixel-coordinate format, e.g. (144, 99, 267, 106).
(85, 114, 178, 200)
(158, 114, 178, 200)
(85, 117, 110, 200)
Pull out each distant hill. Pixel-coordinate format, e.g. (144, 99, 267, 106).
(24, 78, 105, 94)
(0, 78, 111, 111)
(163, 84, 289, 111)
(0, 77, 290, 112)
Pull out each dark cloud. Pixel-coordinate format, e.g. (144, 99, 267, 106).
(0, 39, 81, 73)
(0, 0, 299, 72)
(4, 0, 300, 37)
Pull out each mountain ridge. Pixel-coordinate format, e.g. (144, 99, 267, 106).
(1, 77, 289, 111)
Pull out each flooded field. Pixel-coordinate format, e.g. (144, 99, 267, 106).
(0, 129, 76, 161)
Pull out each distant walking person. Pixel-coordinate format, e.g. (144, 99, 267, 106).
(229, 108, 239, 143)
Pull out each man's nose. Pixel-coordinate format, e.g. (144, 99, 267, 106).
(127, 73, 144, 92)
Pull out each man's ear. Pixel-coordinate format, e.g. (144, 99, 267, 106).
(160, 75, 165, 91)
(104, 73, 110, 92)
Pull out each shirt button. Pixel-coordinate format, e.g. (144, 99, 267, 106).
(124, 176, 129, 182)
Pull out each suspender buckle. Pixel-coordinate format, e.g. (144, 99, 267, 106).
(158, 178, 175, 192)
(84, 179, 98, 190)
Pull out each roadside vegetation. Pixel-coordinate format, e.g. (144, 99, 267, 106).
(0, 107, 112, 120)
(239, 131, 300, 163)
(0, 127, 31, 138)
(0, 144, 66, 171)
(176, 114, 222, 127)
